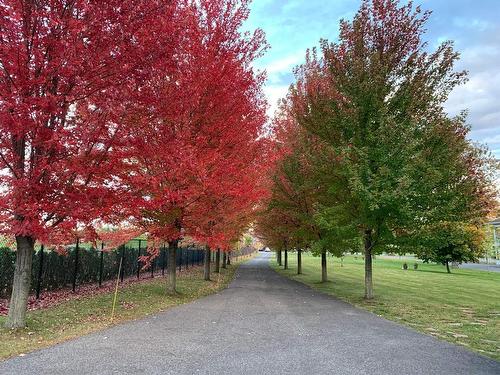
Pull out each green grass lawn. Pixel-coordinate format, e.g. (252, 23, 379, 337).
(0, 262, 241, 360)
(272, 253, 500, 360)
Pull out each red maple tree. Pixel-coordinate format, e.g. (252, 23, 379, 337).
(129, 0, 268, 289)
(0, 0, 179, 328)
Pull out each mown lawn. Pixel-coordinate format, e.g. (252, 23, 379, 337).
(272, 253, 500, 360)
(0, 261, 242, 360)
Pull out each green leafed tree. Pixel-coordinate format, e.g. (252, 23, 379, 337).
(415, 223, 487, 273)
(256, 102, 346, 281)
(402, 114, 497, 271)
(288, 0, 495, 298)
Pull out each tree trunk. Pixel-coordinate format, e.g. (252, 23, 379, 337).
(6, 235, 35, 328)
(277, 250, 282, 266)
(364, 229, 374, 299)
(321, 250, 327, 282)
(204, 247, 211, 281)
(167, 240, 178, 294)
(297, 249, 302, 275)
(284, 249, 288, 270)
(215, 248, 221, 273)
(445, 260, 451, 273)
(222, 252, 227, 269)
(227, 251, 231, 265)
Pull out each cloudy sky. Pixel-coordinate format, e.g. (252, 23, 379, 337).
(246, 0, 500, 158)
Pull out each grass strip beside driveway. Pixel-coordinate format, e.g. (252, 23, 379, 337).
(272, 253, 500, 360)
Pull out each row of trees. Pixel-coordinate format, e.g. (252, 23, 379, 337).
(256, 0, 497, 298)
(0, 0, 268, 328)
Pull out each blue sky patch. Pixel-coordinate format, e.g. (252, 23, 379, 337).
(246, 0, 500, 157)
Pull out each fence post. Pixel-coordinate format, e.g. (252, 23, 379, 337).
(137, 239, 141, 279)
(72, 238, 80, 292)
(120, 245, 125, 283)
(151, 254, 154, 278)
(36, 244, 44, 299)
(162, 244, 166, 276)
(99, 242, 104, 287)
(178, 248, 182, 272)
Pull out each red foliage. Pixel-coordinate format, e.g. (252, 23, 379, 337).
(97, 228, 143, 252)
(0, 0, 178, 243)
(129, 0, 269, 250)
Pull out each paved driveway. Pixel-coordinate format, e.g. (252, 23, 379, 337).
(1, 253, 498, 374)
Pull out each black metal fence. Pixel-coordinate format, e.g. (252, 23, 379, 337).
(0, 246, 205, 299)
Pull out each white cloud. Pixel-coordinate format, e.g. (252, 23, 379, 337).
(257, 53, 304, 117)
(263, 84, 289, 117)
(483, 134, 500, 144)
(452, 17, 492, 32)
(264, 53, 302, 75)
(444, 43, 500, 156)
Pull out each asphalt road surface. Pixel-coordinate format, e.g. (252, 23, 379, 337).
(1, 252, 499, 375)
(460, 263, 500, 273)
